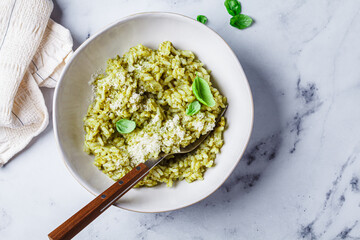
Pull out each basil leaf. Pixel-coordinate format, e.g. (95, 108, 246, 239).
(230, 14, 253, 29)
(186, 101, 201, 116)
(197, 15, 208, 24)
(192, 75, 215, 107)
(116, 119, 136, 134)
(224, 0, 241, 16)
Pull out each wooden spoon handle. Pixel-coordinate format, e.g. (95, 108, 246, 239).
(48, 163, 149, 240)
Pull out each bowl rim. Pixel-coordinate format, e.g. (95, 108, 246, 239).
(53, 11, 254, 213)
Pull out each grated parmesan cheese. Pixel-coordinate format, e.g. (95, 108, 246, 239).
(193, 121, 204, 132)
(205, 122, 215, 132)
(135, 64, 143, 71)
(127, 133, 161, 165)
(129, 93, 141, 104)
(128, 64, 135, 72)
(89, 73, 98, 85)
(109, 95, 124, 111)
(103, 76, 120, 89)
(89, 68, 104, 85)
(116, 72, 126, 81)
(161, 115, 186, 147)
(184, 115, 192, 122)
(151, 114, 161, 124)
(197, 112, 205, 119)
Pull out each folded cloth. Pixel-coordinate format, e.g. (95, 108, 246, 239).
(0, 0, 73, 166)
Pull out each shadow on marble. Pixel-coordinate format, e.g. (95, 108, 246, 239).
(190, 52, 283, 206)
(51, 0, 63, 24)
(51, 0, 82, 49)
(135, 57, 286, 231)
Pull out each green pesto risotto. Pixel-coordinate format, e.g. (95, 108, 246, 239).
(84, 41, 227, 187)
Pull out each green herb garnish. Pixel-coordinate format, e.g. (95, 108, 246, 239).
(186, 101, 201, 116)
(192, 74, 215, 107)
(230, 14, 253, 29)
(197, 15, 208, 24)
(224, 0, 241, 16)
(116, 119, 136, 134)
(224, 0, 253, 30)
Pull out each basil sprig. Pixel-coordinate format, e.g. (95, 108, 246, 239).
(192, 74, 215, 107)
(224, 0, 253, 30)
(116, 119, 136, 134)
(197, 15, 208, 24)
(224, 0, 241, 16)
(230, 14, 253, 29)
(186, 101, 201, 116)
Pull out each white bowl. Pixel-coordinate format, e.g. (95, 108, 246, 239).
(54, 12, 253, 213)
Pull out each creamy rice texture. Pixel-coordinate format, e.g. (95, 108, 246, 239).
(84, 41, 226, 187)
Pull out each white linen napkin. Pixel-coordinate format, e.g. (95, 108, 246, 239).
(0, 0, 73, 166)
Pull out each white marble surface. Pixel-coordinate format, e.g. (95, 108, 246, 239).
(1, 0, 360, 239)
